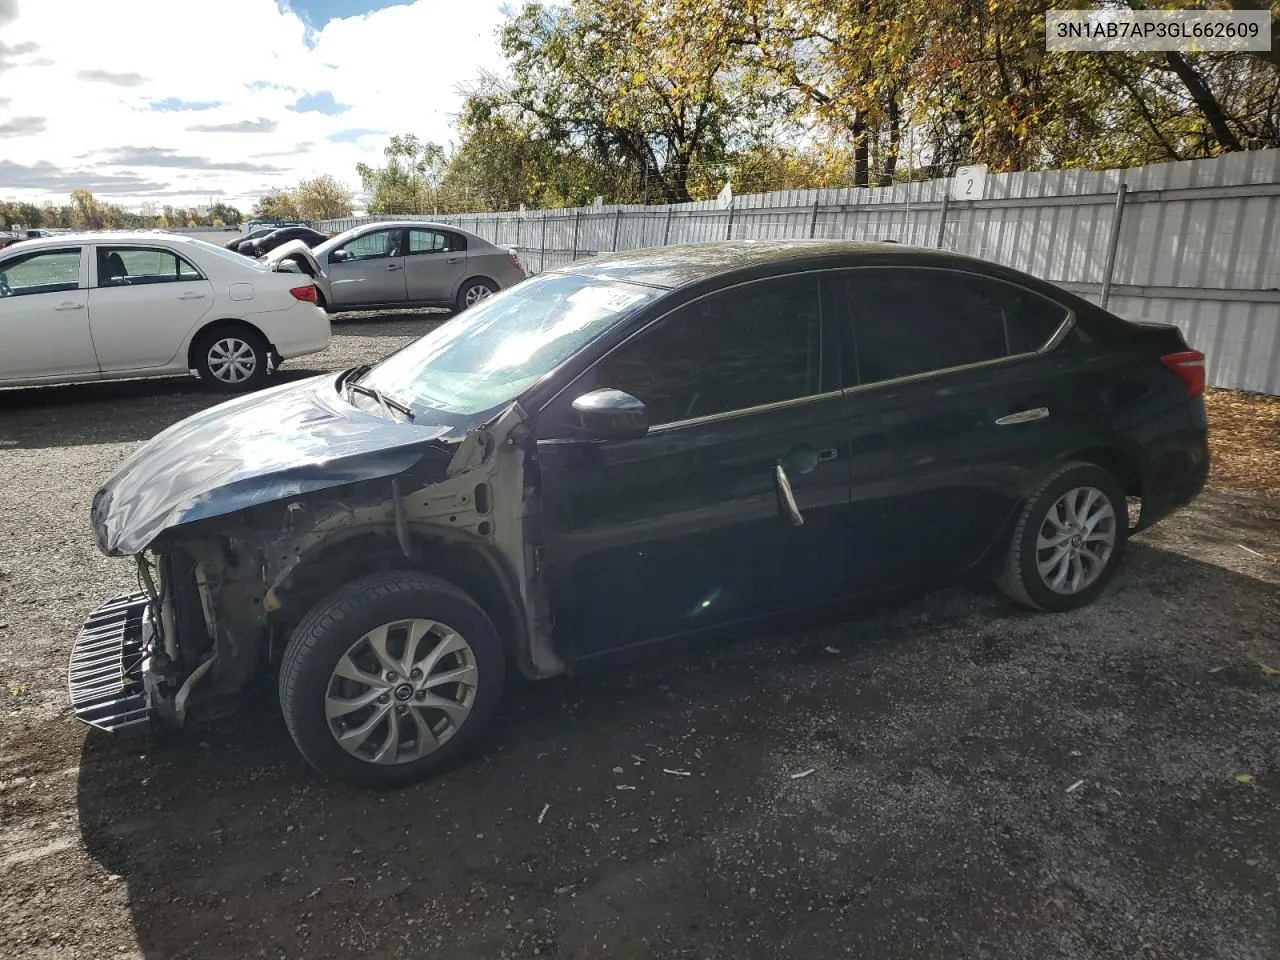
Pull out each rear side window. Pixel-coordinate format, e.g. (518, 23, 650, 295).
(844, 269, 1068, 386)
(0, 248, 81, 297)
(408, 230, 465, 254)
(97, 247, 203, 287)
(592, 275, 825, 425)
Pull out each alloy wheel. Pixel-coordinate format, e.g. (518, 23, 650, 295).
(324, 618, 478, 765)
(206, 337, 258, 384)
(463, 284, 492, 307)
(1035, 485, 1117, 595)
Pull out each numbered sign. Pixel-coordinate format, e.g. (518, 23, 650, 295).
(951, 165, 988, 201)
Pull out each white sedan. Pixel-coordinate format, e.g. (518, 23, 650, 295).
(0, 232, 331, 391)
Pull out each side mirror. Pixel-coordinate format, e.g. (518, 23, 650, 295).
(329, 249, 348, 262)
(571, 388, 648, 441)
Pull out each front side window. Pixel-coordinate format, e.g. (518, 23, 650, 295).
(338, 230, 401, 261)
(0, 249, 81, 298)
(97, 247, 203, 287)
(845, 269, 1069, 386)
(358, 271, 659, 417)
(408, 230, 463, 254)
(590, 275, 825, 426)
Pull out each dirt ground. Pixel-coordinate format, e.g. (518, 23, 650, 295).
(1, 318, 1278, 960)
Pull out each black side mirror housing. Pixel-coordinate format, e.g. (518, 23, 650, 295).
(571, 388, 648, 441)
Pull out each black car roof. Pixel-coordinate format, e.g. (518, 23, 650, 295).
(553, 239, 1013, 291)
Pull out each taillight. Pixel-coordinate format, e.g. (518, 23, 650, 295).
(1161, 350, 1205, 397)
(508, 249, 521, 268)
(290, 284, 318, 304)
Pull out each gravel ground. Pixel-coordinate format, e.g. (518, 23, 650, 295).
(1, 316, 1278, 959)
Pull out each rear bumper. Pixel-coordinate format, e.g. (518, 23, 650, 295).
(1136, 430, 1210, 530)
(68, 592, 154, 734)
(253, 302, 332, 361)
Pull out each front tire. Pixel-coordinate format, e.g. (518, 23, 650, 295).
(194, 325, 270, 391)
(996, 461, 1128, 612)
(279, 571, 506, 787)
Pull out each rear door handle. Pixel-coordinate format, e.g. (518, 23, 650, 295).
(995, 407, 1049, 426)
(177, 292, 205, 301)
(54, 302, 84, 311)
(774, 463, 805, 526)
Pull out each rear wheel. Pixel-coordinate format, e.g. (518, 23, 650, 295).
(279, 571, 506, 787)
(193, 325, 270, 391)
(996, 461, 1127, 612)
(456, 277, 497, 312)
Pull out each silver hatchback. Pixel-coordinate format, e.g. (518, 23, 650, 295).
(265, 220, 527, 313)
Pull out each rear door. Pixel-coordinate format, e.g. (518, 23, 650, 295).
(326, 228, 407, 307)
(88, 245, 215, 371)
(536, 273, 855, 660)
(839, 267, 1076, 583)
(404, 228, 467, 304)
(0, 246, 97, 380)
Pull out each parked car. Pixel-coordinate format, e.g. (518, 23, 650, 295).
(0, 232, 22, 250)
(265, 220, 526, 314)
(224, 227, 276, 254)
(239, 225, 329, 259)
(74, 240, 1208, 787)
(0, 232, 331, 391)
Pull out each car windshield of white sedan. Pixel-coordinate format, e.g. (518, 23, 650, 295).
(360, 273, 658, 416)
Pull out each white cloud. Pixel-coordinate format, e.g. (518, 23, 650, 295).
(0, 0, 510, 210)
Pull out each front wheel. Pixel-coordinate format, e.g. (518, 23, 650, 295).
(996, 461, 1128, 612)
(193, 325, 270, 391)
(456, 278, 497, 312)
(278, 571, 506, 787)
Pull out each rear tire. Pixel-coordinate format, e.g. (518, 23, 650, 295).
(456, 277, 497, 312)
(193, 325, 270, 391)
(996, 461, 1128, 612)
(279, 571, 506, 787)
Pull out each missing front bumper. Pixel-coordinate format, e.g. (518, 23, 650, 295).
(68, 592, 154, 733)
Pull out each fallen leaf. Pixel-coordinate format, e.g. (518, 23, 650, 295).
(1259, 663, 1280, 676)
(1236, 774, 1255, 785)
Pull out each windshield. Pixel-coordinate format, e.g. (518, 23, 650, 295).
(358, 272, 659, 416)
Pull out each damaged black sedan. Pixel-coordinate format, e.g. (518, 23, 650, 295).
(73, 241, 1209, 786)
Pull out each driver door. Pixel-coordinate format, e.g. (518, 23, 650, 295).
(327, 228, 407, 308)
(534, 274, 855, 662)
(0, 246, 98, 381)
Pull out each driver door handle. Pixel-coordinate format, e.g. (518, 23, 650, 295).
(177, 292, 205, 301)
(447, 257, 462, 264)
(774, 463, 805, 526)
(995, 406, 1050, 426)
(386, 263, 401, 272)
(54, 302, 84, 311)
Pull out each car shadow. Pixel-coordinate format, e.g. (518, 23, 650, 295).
(74, 540, 1280, 958)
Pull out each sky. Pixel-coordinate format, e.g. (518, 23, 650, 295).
(0, 0, 510, 211)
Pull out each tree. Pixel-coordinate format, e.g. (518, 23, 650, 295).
(252, 190, 300, 220)
(357, 135, 449, 214)
(293, 176, 354, 220)
(492, 0, 772, 202)
(209, 201, 243, 226)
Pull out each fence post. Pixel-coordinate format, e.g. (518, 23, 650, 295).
(540, 213, 548, 273)
(571, 209, 581, 260)
(1099, 183, 1128, 309)
(663, 207, 674, 245)
(935, 193, 950, 248)
(612, 207, 623, 251)
(808, 197, 820, 238)
(515, 215, 522, 255)
(725, 198, 735, 240)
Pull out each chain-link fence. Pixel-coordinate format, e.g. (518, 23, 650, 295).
(320, 149, 1280, 395)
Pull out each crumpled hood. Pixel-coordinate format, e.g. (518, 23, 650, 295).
(92, 374, 450, 557)
(263, 239, 322, 276)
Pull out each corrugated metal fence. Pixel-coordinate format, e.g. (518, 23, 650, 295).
(320, 149, 1280, 395)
